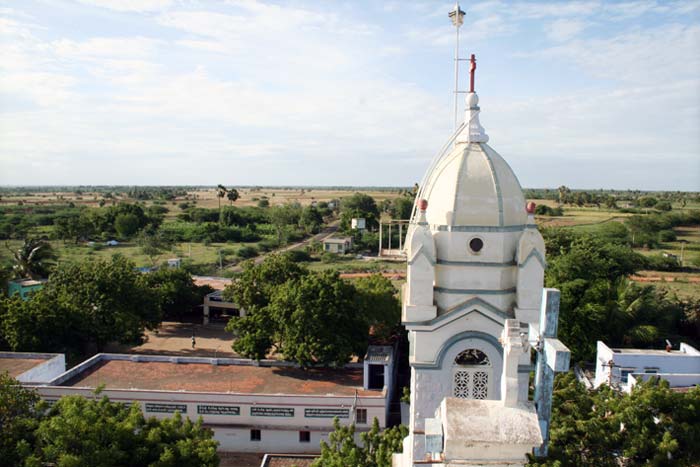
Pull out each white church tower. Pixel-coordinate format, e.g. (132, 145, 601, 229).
(394, 27, 570, 467)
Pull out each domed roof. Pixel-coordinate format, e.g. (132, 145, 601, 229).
(421, 142, 526, 227)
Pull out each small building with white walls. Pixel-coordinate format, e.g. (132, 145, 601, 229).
(33, 352, 392, 454)
(322, 236, 353, 254)
(0, 352, 66, 384)
(593, 341, 700, 393)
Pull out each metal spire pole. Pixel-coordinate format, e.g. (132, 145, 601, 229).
(449, 3, 465, 130)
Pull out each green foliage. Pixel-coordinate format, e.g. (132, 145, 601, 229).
(340, 193, 380, 231)
(638, 196, 658, 208)
(389, 197, 413, 220)
(299, 205, 324, 234)
(138, 230, 173, 266)
(0, 379, 219, 467)
(353, 274, 400, 338)
(0, 256, 161, 356)
(143, 268, 211, 321)
(655, 201, 672, 211)
(528, 372, 700, 467)
(224, 256, 401, 365)
(7, 237, 56, 279)
(268, 270, 367, 366)
(0, 372, 43, 467)
(544, 232, 686, 362)
(534, 205, 564, 216)
(236, 245, 258, 259)
(312, 418, 408, 467)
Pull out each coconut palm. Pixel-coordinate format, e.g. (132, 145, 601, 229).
(8, 237, 57, 279)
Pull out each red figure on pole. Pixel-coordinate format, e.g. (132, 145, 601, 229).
(469, 54, 476, 93)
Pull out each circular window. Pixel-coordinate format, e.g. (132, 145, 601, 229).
(469, 237, 484, 253)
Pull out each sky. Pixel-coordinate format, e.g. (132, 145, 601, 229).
(1, 0, 699, 190)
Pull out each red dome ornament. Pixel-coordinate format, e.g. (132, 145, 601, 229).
(418, 199, 428, 211)
(526, 202, 536, 214)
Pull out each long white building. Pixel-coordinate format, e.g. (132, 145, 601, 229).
(33, 350, 394, 453)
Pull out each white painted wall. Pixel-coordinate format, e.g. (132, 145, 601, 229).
(594, 341, 700, 389)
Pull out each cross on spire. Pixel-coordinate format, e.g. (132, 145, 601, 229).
(469, 54, 476, 93)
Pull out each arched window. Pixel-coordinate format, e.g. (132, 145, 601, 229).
(453, 348, 491, 400)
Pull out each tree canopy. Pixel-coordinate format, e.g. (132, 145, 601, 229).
(0, 374, 220, 467)
(340, 193, 380, 231)
(312, 418, 407, 467)
(542, 230, 690, 362)
(528, 372, 700, 467)
(1, 255, 161, 357)
(224, 255, 400, 366)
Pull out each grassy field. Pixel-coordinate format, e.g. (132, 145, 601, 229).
(0, 238, 255, 273)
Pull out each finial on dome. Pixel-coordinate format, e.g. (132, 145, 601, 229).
(456, 54, 489, 144)
(526, 202, 536, 214)
(469, 54, 476, 93)
(418, 199, 428, 211)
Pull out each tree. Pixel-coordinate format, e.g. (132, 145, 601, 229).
(225, 255, 307, 360)
(7, 237, 56, 279)
(0, 372, 43, 467)
(137, 230, 173, 266)
(226, 188, 239, 205)
(1, 381, 220, 467)
(340, 193, 380, 231)
(143, 268, 211, 321)
(224, 256, 400, 365)
(313, 418, 408, 467)
(389, 197, 413, 220)
(114, 212, 140, 238)
(528, 373, 700, 467)
(299, 205, 324, 234)
(353, 274, 400, 339)
(268, 270, 367, 366)
(268, 203, 302, 245)
(216, 184, 227, 224)
(1, 256, 162, 357)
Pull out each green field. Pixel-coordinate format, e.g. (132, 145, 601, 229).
(0, 239, 254, 274)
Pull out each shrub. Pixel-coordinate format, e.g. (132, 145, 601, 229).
(237, 245, 259, 259)
(659, 230, 677, 242)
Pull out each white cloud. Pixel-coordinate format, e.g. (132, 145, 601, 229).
(546, 19, 587, 42)
(533, 24, 700, 85)
(75, 0, 173, 13)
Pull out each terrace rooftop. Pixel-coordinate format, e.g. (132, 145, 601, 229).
(0, 357, 48, 378)
(60, 357, 379, 396)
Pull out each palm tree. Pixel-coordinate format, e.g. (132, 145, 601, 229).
(227, 188, 239, 205)
(8, 237, 57, 279)
(216, 184, 227, 210)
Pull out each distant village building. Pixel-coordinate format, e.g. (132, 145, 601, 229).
(33, 351, 394, 453)
(167, 258, 182, 268)
(393, 47, 569, 466)
(351, 218, 366, 230)
(592, 341, 700, 393)
(7, 278, 46, 300)
(322, 236, 352, 254)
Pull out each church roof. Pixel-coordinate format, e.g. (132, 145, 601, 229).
(421, 141, 526, 228)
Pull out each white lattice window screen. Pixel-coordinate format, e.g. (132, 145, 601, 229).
(453, 348, 491, 399)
